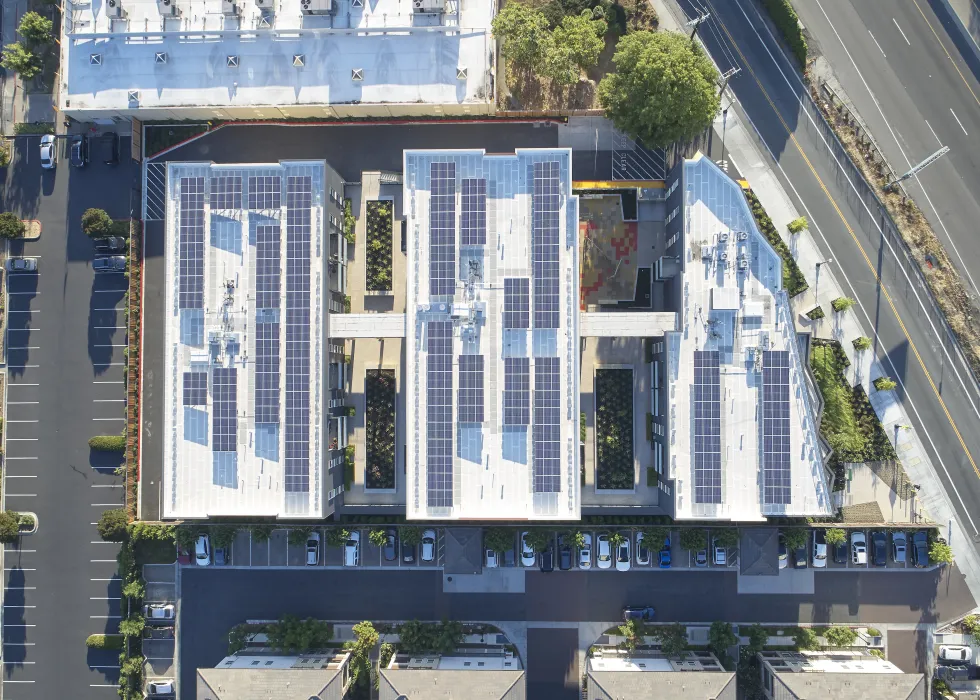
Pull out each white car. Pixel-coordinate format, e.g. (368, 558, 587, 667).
(306, 531, 320, 566)
(421, 529, 436, 562)
(940, 645, 973, 663)
(344, 531, 360, 567)
(694, 549, 708, 567)
(596, 533, 612, 569)
(851, 531, 867, 566)
(146, 679, 174, 696)
(579, 533, 593, 569)
(520, 532, 536, 567)
(635, 532, 649, 566)
(39, 134, 56, 169)
(143, 604, 175, 621)
(812, 530, 828, 568)
(616, 536, 631, 572)
(195, 534, 211, 566)
(6, 257, 37, 273)
(485, 548, 498, 568)
(712, 538, 726, 566)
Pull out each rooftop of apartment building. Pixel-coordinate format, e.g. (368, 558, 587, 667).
(198, 652, 350, 700)
(402, 148, 581, 521)
(163, 161, 326, 519)
(60, 0, 493, 114)
(380, 653, 525, 700)
(587, 651, 736, 700)
(668, 154, 832, 522)
(758, 650, 927, 700)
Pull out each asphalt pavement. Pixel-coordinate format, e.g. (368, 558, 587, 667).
(1, 134, 139, 700)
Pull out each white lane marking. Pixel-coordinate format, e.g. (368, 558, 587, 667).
(91, 503, 122, 507)
(91, 597, 121, 600)
(3, 606, 35, 609)
(93, 417, 125, 421)
(5, 439, 37, 442)
(6, 402, 38, 405)
(6, 384, 39, 387)
(93, 326, 126, 330)
(89, 615, 121, 619)
(5, 549, 35, 552)
(92, 484, 124, 488)
(869, 30, 886, 58)
(92, 289, 127, 294)
(951, 108, 969, 135)
(893, 17, 911, 45)
(93, 399, 125, 403)
(5, 420, 38, 424)
(6, 347, 39, 350)
(93, 344, 127, 348)
(93, 307, 122, 311)
(4, 476, 38, 479)
(4, 457, 37, 460)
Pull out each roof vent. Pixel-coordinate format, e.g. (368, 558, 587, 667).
(293, 54, 305, 67)
(352, 0, 362, 6)
(128, 89, 140, 103)
(107, 0, 126, 17)
(89, 53, 102, 65)
(257, 9, 273, 26)
(351, 68, 363, 81)
(226, 55, 239, 67)
(456, 66, 467, 80)
(155, 51, 168, 64)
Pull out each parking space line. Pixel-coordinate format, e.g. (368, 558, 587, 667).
(5, 310, 36, 313)
(93, 307, 122, 311)
(6, 402, 39, 405)
(20, 365, 39, 368)
(91, 503, 122, 507)
(90, 578, 116, 582)
(89, 615, 121, 619)
(91, 559, 117, 563)
(91, 597, 120, 601)
(3, 605, 35, 609)
(6, 420, 39, 423)
(4, 624, 36, 627)
(88, 665, 120, 669)
(91, 541, 117, 544)
(5, 292, 37, 296)
(3, 679, 36, 683)
(4, 476, 38, 479)
(92, 484, 124, 488)
(90, 684, 117, 687)
(4, 457, 37, 460)
(93, 399, 125, 402)
(93, 380, 124, 384)
(6, 439, 38, 442)
(4, 494, 36, 498)
(5, 549, 35, 553)
(2, 643, 35, 647)
(6, 383, 39, 387)
(92, 289, 127, 294)
(2, 661, 34, 665)
(5, 587, 36, 590)
(93, 344, 127, 348)
(3, 568, 35, 571)
(7, 327, 40, 330)
(93, 417, 126, 421)
(6, 347, 39, 350)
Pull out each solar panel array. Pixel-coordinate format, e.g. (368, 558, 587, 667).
(429, 162, 456, 297)
(693, 350, 722, 504)
(503, 357, 530, 426)
(248, 175, 281, 210)
(533, 357, 561, 492)
(178, 177, 205, 309)
(210, 175, 242, 210)
(426, 321, 453, 507)
(460, 178, 487, 246)
(503, 278, 530, 330)
(284, 176, 312, 493)
(254, 319, 280, 424)
(762, 350, 792, 505)
(532, 161, 561, 329)
(457, 354, 485, 423)
(182, 371, 207, 406)
(212, 367, 238, 452)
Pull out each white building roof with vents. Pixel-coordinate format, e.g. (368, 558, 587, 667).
(162, 160, 325, 519)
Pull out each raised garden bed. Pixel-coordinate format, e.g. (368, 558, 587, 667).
(595, 368, 634, 490)
(365, 200, 393, 293)
(365, 369, 396, 490)
(744, 189, 808, 297)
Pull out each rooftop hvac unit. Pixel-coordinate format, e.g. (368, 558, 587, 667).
(221, 0, 239, 15)
(300, 0, 332, 14)
(107, 0, 126, 18)
(157, 0, 180, 15)
(257, 9, 274, 27)
(737, 231, 748, 241)
(412, 0, 444, 12)
(719, 231, 730, 242)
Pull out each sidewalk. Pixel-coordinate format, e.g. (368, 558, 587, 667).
(1, 0, 56, 134)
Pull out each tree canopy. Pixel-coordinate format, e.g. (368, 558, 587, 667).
(493, 3, 551, 67)
(82, 208, 114, 237)
(598, 30, 720, 148)
(18, 12, 53, 45)
(0, 212, 25, 239)
(1, 42, 41, 80)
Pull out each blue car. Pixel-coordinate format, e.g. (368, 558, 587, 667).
(659, 537, 671, 569)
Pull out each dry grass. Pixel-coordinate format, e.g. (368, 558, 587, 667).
(811, 85, 980, 377)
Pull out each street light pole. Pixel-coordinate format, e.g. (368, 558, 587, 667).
(814, 258, 833, 302)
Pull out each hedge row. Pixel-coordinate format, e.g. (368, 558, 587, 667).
(760, 0, 808, 68)
(744, 189, 809, 297)
(89, 435, 126, 451)
(86, 634, 124, 650)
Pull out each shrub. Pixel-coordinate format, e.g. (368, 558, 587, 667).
(81, 208, 113, 237)
(0, 212, 25, 239)
(831, 297, 855, 313)
(745, 190, 808, 296)
(866, 627, 881, 637)
(249, 524, 275, 543)
(400, 526, 422, 546)
(119, 615, 145, 637)
(86, 634, 124, 650)
(869, 648, 885, 659)
(930, 540, 953, 565)
(713, 527, 739, 549)
(792, 626, 820, 651)
(211, 525, 238, 550)
(782, 528, 808, 551)
(379, 642, 395, 669)
(485, 527, 517, 553)
(287, 527, 313, 547)
(806, 306, 825, 320)
(97, 509, 129, 542)
(369, 529, 388, 547)
(595, 369, 634, 490)
(824, 625, 857, 647)
(0, 511, 20, 543)
(873, 376, 897, 391)
(759, 0, 808, 67)
(787, 216, 808, 234)
(122, 579, 145, 601)
(324, 528, 351, 548)
(365, 201, 393, 292)
(343, 198, 355, 244)
(365, 369, 396, 489)
(680, 528, 708, 552)
(852, 336, 872, 351)
(0, 141, 9, 168)
(89, 434, 126, 451)
(824, 528, 846, 547)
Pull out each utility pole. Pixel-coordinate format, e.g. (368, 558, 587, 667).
(884, 146, 950, 191)
(718, 67, 740, 96)
(687, 12, 710, 42)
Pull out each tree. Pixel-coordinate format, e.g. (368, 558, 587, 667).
(0, 212, 25, 239)
(492, 3, 550, 68)
(435, 618, 463, 654)
(679, 528, 708, 552)
(485, 527, 517, 553)
(607, 531, 626, 549)
(708, 621, 738, 658)
(324, 528, 351, 548)
(250, 524, 274, 543)
(713, 527, 739, 549)
(874, 376, 897, 391)
(782, 529, 808, 552)
(652, 622, 688, 657)
(824, 528, 846, 547)
(930, 540, 954, 565)
(119, 615, 145, 637)
(267, 615, 333, 653)
(552, 10, 606, 71)
(745, 623, 769, 657)
(640, 527, 669, 549)
(288, 527, 313, 547)
(397, 620, 433, 653)
(787, 216, 808, 234)
(1, 42, 41, 80)
(346, 620, 379, 691)
(400, 526, 422, 546)
(379, 642, 395, 669)
(17, 11, 53, 46)
(618, 618, 643, 656)
(211, 525, 238, 550)
(97, 508, 129, 542)
(852, 336, 872, 351)
(571, 530, 588, 549)
(369, 529, 388, 548)
(176, 525, 199, 550)
(82, 208, 114, 237)
(0, 511, 20, 543)
(524, 529, 553, 553)
(122, 579, 145, 601)
(792, 626, 820, 651)
(598, 30, 720, 149)
(540, 38, 579, 86)
(824, 625, 857, 647)
(831, 297, 855, 313)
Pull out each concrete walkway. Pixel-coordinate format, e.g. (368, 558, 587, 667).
(1, 0, 56, 134)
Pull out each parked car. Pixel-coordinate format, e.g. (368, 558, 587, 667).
(93, 256, 126, 273)
(383, 529, 397, 562)
(940, 645, 973, 664)
(521, 532, 536, 567)
(539, 545, 554, 573)
(694, 548, 708, 567)
(143, 604, 175, 621)
(579, 532, 592, 570)
(503, 547, 515, 568)
(557, 535, 572, 571)
(713, 538, 727, 567)
(834, 538, 847, 565)
(146, 679, 174, 696)
(911, 530, 929, 568)
(99, 131, 119, 165)
(892, 532, 907, 564)
(794, 545, 807, 569)
(420, 529, 436, 562)
(871, 531, 887, 567)
(851, 531, 867, 566)
(195, 534, 211, 566)
(778, 533, 788, 570)
(306, 531, 320, 566)
(596, 533, 612, 569)
(6, 257, 37, 273)
(94, 236, 126, 253)
(344, 531, 360, 567)
(485, 547, 498, 569)
(616, 534, 631, 572)
(812, 529, 827, 568)
(658, 537, 671, 569)
(214, 547, 228, 566)
(935, 665, 972, 682)
(70, 134, 88, 167)
(39, 134, 56, 169)
(622, 606, 655, 622)
(402, 541, 416, 564)
(635, 532, 649, 566)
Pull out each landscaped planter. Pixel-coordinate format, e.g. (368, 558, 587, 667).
(364, 369, 396, 490)
(18, 512, 37, 535)
(595, 367, 635, 491)
(365, 199, 393, 295)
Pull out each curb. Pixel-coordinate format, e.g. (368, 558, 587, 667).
(17, 511, 37, 536)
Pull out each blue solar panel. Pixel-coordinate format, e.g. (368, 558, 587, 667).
(503, 278, 530, 330)
(503, 357, 530, 426)
(178, 177, 205, 309)
(255, 320, 280, 424)
(183, 371, 207, 406)
(532, 162, 560, 329)
(284, 176, 312, 493)
(458, 354, 484, 423)
(248, 175, 281, 210)
(460, 178, 486, 246)
(426, 320, 453, 507)
(210, 175, 242, 210)
(212, 367, 238, 452)
(693, 350, 722, 504)
(533, 356, 561, 492)
(429, 162, 456, 297)
(762, 351, 792, 505)
(255, 224, 281, 310)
